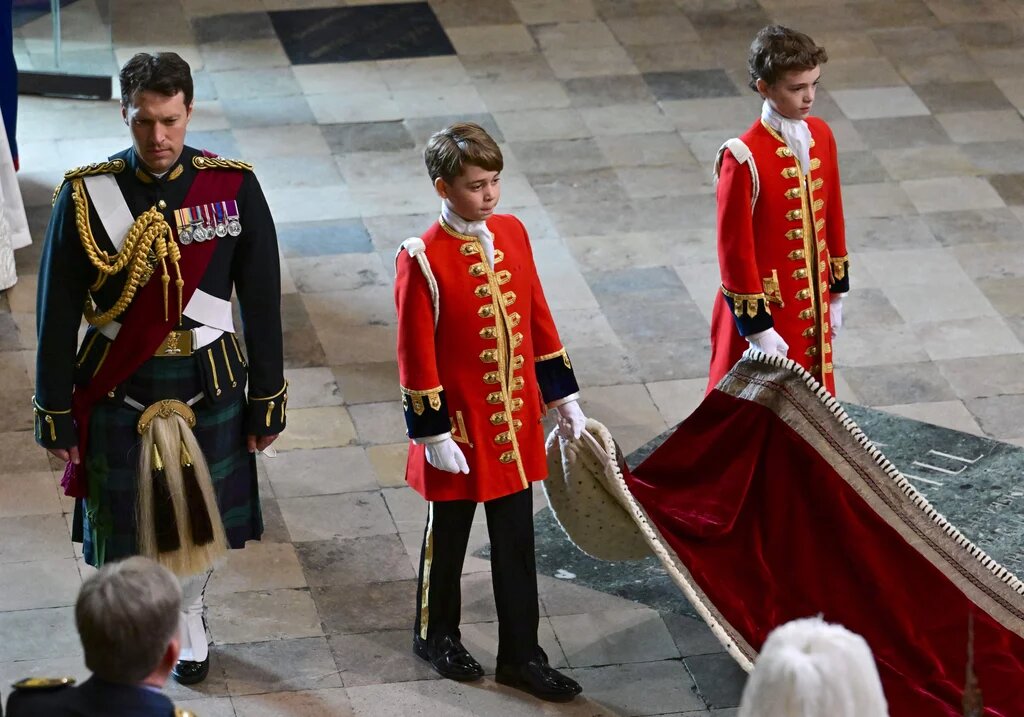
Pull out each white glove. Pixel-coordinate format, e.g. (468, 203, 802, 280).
(423, 436, 469, 474)
(554, 400, 587, 441)
(830, 294, 845, 338)
(746, 327, 789, 358)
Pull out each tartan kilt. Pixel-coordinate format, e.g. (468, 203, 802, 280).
(72, 353, 263, 567)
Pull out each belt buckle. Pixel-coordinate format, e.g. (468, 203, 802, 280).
(157, 329, 194, 357)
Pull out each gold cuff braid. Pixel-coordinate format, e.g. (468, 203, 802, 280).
(721, 286, 770, 318)
(72, 179, 184, 326)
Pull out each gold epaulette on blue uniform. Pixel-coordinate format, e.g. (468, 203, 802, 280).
(52, 159, 126, 205)
(12, 676, 76, 690)
(192, 156, 253, 172)
(175, 708, 198, 717)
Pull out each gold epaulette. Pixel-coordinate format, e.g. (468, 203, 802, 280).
(192, 156, 253, 172)
(175, 708, 198, 717)
(53, 159, 126, 205)
(12, 676, 76, 690)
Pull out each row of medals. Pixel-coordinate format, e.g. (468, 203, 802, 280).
(178, 216, 241, 245)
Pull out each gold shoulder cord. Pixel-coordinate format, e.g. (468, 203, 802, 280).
(71, 178, 184, 326)
(192, 156, 253, 172)
(51, 159, 126, 205)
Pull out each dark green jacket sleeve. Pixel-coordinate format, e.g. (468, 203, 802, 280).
(34, 182, 90, 448)
(232, 171, 286, 435)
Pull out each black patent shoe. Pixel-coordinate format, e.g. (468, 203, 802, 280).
(172, 657, 209, 685)
(413, 634, 484, 681)
(495, 656, 582, 702)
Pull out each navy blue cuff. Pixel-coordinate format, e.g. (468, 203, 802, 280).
(402, 387, 451, 439)
(535, 351, 580, 405)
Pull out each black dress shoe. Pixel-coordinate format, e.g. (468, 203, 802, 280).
(413, 634, 484, 682)
(496, 656, 582, 702)
(172, 657, 209, 685)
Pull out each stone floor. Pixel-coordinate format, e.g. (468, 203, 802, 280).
(4, 0, 1024, 714)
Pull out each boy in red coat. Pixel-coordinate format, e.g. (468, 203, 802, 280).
(394, 122, 585, 702)
(708, 25, 850, 395)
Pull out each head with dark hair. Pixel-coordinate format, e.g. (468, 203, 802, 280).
(119, 52, 194, 108)
(748, 25, 828, 120)
(425, 122, 504, 222)
(748, 25, 828, 92)
(119, 52, 195, 173)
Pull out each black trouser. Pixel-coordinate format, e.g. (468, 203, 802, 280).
(414, 485, 539, 667)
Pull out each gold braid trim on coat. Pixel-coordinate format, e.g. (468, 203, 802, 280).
(71, 178, 184, 326)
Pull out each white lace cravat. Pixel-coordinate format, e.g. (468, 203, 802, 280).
(762, 100, 812, 174)
(440, 202, 495, 269)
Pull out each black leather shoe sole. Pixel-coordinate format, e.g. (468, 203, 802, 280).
(413, 635, 484, 682)
(495, 664, 582, 703)
(172, 657, 210, 685)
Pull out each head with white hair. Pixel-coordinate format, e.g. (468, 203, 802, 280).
(737, 616, 889, 717)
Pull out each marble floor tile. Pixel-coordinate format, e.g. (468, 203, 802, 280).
(345, 680, 476, 717)
(312, 579, 416, 634)
(937, 354, 1024, 400)
(951, 240, 1024, 280)
(660, 96, 759, 133)
(208, 587, 323, 644)
(169, 697, 236, 717)
(0, 558, 81, 611)
(511, 0, 597, 24)
(643, 69, 740, 101)
(206, 541, 308, 596)
(0, 514, 74, 563)
(330, 362, 399, 406)
(210, 66, 301, 100)
(0, 431, 54, 474)
(563, 74, 653, 108)
(0, 606, 80, 661)
(0, 471, 62, 517)
(377, 56, 472, 92)
(915, 317, 1024, 361)
(922, 208, 1022, 247)
(965, 394, 1024, 440)
(328, 629, 437, 687)
(531, 21, 620, 51)
(317, 323, 400, 366)
(273, 406, 358, 452)
(886, 281, 997, 324)
(818, 56, 905, 89)
(874, 145, 978, 181)
(283, 367, 344, 409)
(833, 326, 930, 368)
(912, 80, 1015, 114)
(264, 446, 378, 498)
(836, 181, 917, 218)
(936, 110, 1024, 144)
(459, 617, 568, 671)
(307, 91, 403, 125)
(297, 534, 415, 588)
(852, 115, 952, 149)
(580, 102, 675, 136)
(447, 24, 537, 56)
(382, 486, 434, 535)
(976, 277, 1024, 317)
(493, 108, 590, 142)
(348, 401, 406, 446)
(662, 613, 728, 658)
(578, 383, 665, 430)
(605, 14, 700, 46)
(218, 636, 342, 696)
(625, 41, 718, 73)
(232, 689, 354, 717)
(278, 490, 395, 543)
(366, 443, 410, 489)
(646, 378, 709, 427)
(473, 79, 571, 112)
(543, 45, 639, 80)
(596, 131, 698, 168)
(289, 253, 390, 294)
(986, 174, 1024, 206)
(550, 606, 679, 667)
(878, 400, 984, 436)
(901, 176, 1005, 214)
(840, 361, 958, 406)
(686, 652, 747, 710)
(830, 86, 930, 120)
(292, 62, 385, 95)
(859, 247, 973, 288)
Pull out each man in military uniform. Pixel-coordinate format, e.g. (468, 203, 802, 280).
(32, 52, 286, 684)
(5, 557, 196, 716)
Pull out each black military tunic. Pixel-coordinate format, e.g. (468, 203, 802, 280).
(5, 677, 193, 717)
(34, 145, 286, 566)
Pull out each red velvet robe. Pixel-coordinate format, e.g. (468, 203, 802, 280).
(708, 117, 849, 395)
(395, 214, 574, 503)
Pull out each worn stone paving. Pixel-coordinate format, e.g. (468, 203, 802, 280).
(3, 0, 1024, 714)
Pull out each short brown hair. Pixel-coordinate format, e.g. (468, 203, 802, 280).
(119, 52, 194, 107)
(424, 122, 503, 183)
(748, 25, 828, 92)
(76, 557, 182, 684)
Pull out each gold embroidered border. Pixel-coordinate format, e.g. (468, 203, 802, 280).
(401, 385, 444, 415)
(831, 255, 849, 281)
(720, 286, 769, 318)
